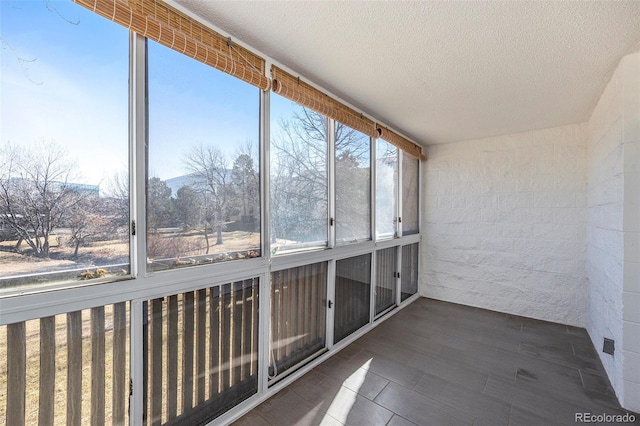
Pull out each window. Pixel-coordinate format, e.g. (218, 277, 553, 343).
(1, 2, 422, 424)
(402, 152, 419, 235)
(270, 262, 327, 379)
(401, 243, 419, 301)
(375, 247, 397, 316)
(147, 41, 260, 272)
(335, 124, 371, 244)
(375, 140, 398, 239)
(0, 1, 129, 293)
(270, 95, 328, 253)
(334, 254, 371, 343)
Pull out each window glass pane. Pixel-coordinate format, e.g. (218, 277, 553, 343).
(270, 95, 328, 253)
(335, 124, 371, 244)
(375, 140, 398, 239)
(0, 1, 129, 293)
(0, 302, 130, 425)
(375, 247, 397, 315)
(401, 243, 419, 301)
(402, 152, 419, 235)
(335, 254, 371, 343)
(270, 262, 327, 379)
(147, 41, 260, 272)
(144, 280, 259, 424)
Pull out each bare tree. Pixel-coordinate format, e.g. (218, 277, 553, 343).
(271, 108, 328, 244)
(184, 144, 233, 248)
(270, 106, 371, 245)
(0, 141, 86, 257)
(67, 197, 109, 258)
(103, 170, 130, 230)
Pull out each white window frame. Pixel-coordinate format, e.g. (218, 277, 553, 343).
(0, 23, 422, 426)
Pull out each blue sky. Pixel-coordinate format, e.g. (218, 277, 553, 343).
(1, 0, 128, 186)
(1, 0, 296, 186)
(148, 41, 261, 180)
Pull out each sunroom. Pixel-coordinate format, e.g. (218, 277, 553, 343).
(0, 1, 639, 425)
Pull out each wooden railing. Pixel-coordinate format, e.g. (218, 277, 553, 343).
(144, 278, 259, 425)
(2, 247, 420, 425)
(1, 303, 130, 426)
(270, 262, 327, 379)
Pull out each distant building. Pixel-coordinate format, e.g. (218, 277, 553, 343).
(165, 174, 199, 197)
(66, 182, 100, 196)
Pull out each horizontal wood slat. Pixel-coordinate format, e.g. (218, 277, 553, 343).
(73, 0, 270, 90)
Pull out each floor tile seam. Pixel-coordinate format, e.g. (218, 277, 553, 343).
(500, 396, 583, 426)
(384, 414, 416, 426)
(516, 343, 598, 371)
(358, 335, 444, 358)
(485, 375, 621, 415)
(380, 384, 476, 426)
(325, 412, 346, 426)
(411, 375, 513, 417)
(507, 404, 575, 426)
(338, 344, 433, 376)
(578, 369, 586, 387)
(409, 372, 511, 423)
(420, 363, 491, 389)
(344, 384, 398, 422)
(514, 378, 622, 411)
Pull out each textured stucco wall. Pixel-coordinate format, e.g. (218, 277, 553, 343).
(421, 124, 588, 327)
(587, 52, 640, 412)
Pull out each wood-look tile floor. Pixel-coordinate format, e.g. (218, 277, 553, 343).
(233, 298, 639, 425)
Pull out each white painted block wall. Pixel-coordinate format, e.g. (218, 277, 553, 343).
(419, 52, 640, 412)
(585, 51, 626, 407)
(586, 52, 640, 412)
(620, 52, 640, 413)
(421, 124, 588, 326)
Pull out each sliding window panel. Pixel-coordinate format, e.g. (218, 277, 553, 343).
(402, 152, 419, 235)
(334, 254, 371, 344)
(375, 140, 398, 240)
(401, 243, 419, 301)
(270, 262, 327, 380)
(335, 124, 371, 244)
(147, 41, 261, 272)
(375, 247, 398, 316)
(0, 1, 129, 293)
(0, 303, 130, 426)
(270, 95, 328, 253)
(144, 279, 259, 425)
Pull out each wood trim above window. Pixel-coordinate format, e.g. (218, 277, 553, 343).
(73, 0, 270, 90)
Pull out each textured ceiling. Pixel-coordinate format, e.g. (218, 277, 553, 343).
(174, 1, 640, 146)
